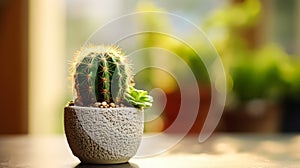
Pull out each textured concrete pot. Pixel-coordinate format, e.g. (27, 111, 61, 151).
(64, 106, 144, 164)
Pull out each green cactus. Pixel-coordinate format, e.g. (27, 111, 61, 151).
(73, 45, 131, 106)
(72, 45, 153, 109)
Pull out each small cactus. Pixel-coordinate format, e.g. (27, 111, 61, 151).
(71, 45, 152, 109)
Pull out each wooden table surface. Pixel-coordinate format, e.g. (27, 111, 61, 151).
(0, 133, 299, 168)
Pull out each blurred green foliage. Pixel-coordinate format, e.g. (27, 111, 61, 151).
(137, 0, 300, 104)
(136, 2, 210, 88)
(202, 0, 300, 104)
(230, 44, 300, 102)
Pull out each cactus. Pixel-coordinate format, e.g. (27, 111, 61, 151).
(72, 45, 131, 106)
(71, 45, 153, 109)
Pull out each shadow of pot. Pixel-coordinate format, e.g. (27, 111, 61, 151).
(75, 162, 139, 168)
(64, 106, 144, 164)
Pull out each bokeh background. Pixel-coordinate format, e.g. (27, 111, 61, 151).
(1, 0, 300, 134)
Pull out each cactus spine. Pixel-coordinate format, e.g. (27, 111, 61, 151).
(73, 45, 132, 106)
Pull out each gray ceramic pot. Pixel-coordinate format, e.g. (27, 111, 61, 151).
(64, 106, 144, 164)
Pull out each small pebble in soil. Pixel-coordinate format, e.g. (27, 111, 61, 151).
(94, 102, 101, 107)
(101, 101, 107, 106)
(110, 103, 116, 108)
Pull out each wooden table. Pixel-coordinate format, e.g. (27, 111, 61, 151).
(0, 134, 299, 168)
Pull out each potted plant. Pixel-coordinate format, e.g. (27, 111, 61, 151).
(198, 0, 288, 132)
(64, 45, 153, 164)
(280, 57, 300, 132)
(222, 44, 288, 132)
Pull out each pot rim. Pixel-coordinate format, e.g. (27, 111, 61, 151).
(65, 105, 140, 110)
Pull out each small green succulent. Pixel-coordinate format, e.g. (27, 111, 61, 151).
(126, 86, 153, 109)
